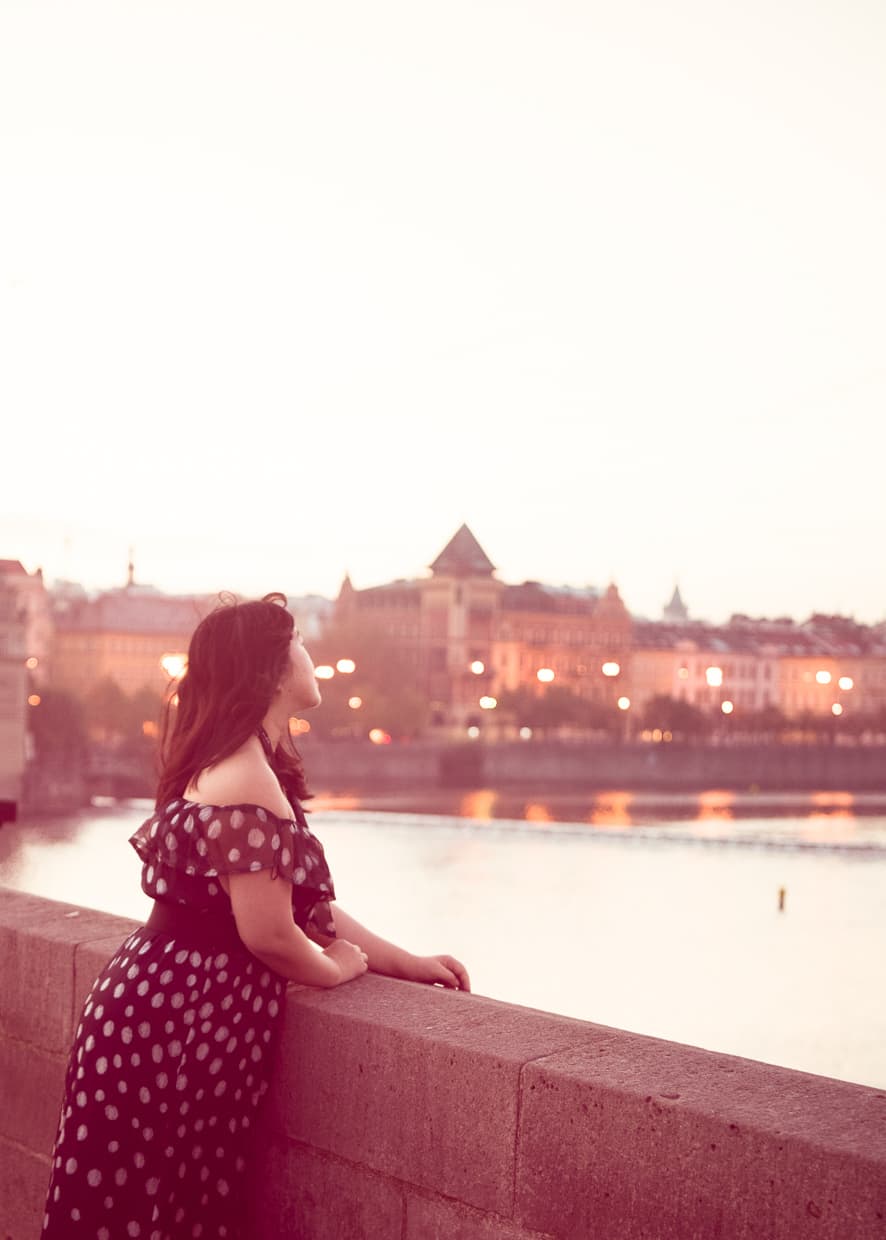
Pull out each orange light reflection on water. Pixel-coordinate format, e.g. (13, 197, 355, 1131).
(811, 791, 855, 809)
(589, 792, 634, 829)
(459, 789, 498, 821)
(696, 790, 735, 821)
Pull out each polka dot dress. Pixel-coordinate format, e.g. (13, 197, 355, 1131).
(42, 796, 336, 1239)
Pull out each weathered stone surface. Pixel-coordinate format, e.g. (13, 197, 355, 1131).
(0, 1135, 50, 1240)
(246, 1136, 404, 1240)
(268, 976, 592, 1215)
(405, 1191, 556, 1239)
(0, 1035, 65, 1154)
(0, 887, 137, 1053)
(515, 1031, 886, 1240)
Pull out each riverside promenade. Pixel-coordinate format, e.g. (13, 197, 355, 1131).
(2, 888, 885, 1239)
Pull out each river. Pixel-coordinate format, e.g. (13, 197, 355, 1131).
(1, 789, 884, 1091)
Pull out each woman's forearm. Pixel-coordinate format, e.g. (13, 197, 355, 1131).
(329, 904, 414, 978)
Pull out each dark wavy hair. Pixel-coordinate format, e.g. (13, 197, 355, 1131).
(155, 592, 310, 809)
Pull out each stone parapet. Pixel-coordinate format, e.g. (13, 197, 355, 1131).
(1, 887, 884, 1239)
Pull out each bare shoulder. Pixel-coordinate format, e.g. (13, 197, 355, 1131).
(185, 736, 293, 820)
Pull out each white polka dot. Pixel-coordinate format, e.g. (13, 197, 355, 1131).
(209, 1057, 223, 1076)
(164, 832, 177, 851)
(76, 1124, 88, 1140)
(95, 1056, 108, 1074)
(113, 1054, 123, 1069)
(131, 1052, 141, 1067)
(160, 969, 174, 985)
(134, 1151, 146, 1169)
(115, 1167, 128, 1186)
(113, 983, 125, 999)
(128, 1223, 141, 1237)
(150, 993, 165, 1009)
(84, 1034, 95, 1052)
(227, 848, 240, 863)
(189, 951, 202, 968)
(146, 1176, 160, 1196)
(121, 1026, 133, 1044)
(87, 1168, 102, 1187)
(104, 1104, 119, 1120)
(103, 1020, 115, 1036)
(247, 827, 265, 849)
(76, 1090, 87, 1107)
(156, 878, 168, 895)
(280, 848, 291, 866)
(138, 1022, 152, 1038)
(65, 1157, 77, 1174)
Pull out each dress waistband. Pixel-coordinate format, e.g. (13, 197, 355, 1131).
(145, 900, 244, 953)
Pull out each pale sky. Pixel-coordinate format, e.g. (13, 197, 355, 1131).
(2, 0, 884, 623)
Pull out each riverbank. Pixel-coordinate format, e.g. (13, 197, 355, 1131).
(18, 739, 886, 816)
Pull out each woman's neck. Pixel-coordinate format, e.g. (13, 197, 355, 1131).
(260, 705, 288, 750)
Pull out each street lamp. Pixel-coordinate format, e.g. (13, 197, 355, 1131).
(537, 668, 555, 683)
(602, 662, 620, 677)
(336, 659, 356, 674)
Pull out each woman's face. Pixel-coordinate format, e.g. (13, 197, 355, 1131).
(280, 630, 321, 712)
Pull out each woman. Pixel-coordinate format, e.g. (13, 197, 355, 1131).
(43, 592, 469, 1239)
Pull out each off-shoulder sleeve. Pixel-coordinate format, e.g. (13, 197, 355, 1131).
(130, 801, 336, 933)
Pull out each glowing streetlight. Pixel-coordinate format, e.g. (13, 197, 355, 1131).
(25, 656, 39, 670)
(838, 676, 854, 691)
(348, 696, 363, 709)
(815, 670, 832, 685)
(831, 703, 843, 717)
(467, 725, 480, 739)
(519, 726, 533, 740)
(470, 660, 485, 675)
(601, 662, 620, 677)
(288, 717, 311, 735)
(314, 665, 335, 680)
(369, 728, 391, 744)
(721, 700, 734, 715)
(537, 668, 555, 683)
(479, 696, 497, 710)
(160, 653, 187, 679)
(617, 696, 631, 711)
(336, 658, 356, 674)
(705, 667, 723, 687)
(27, 694, 41, 707)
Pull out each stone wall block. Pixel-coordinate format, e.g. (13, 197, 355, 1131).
(0, 1035, 65, 1154)
(515, 1034, 886, 1240)
(268, 977, 592, 1215)
(0, 888, 137, 1053)
(245, 1136, 404, 1240)
(0, 1136, 50, 1240)
(405, 1191, 556, 1240)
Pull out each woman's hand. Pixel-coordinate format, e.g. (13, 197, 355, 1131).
(400, 953, 471, 992)
(322, 938, 369, 985)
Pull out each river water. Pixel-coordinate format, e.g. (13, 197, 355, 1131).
(1, 789, 884, 1091)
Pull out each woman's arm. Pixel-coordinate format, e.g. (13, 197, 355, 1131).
(227, 870, 368, 988)
(329, 904, 471, 992)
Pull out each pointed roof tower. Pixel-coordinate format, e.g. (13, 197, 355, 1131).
(429, 524, 496, 578)
(663, 584, 689, 623)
